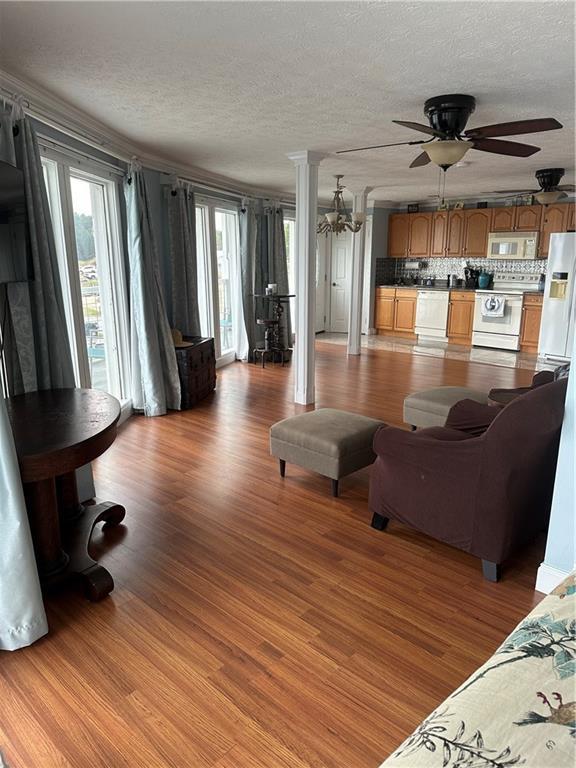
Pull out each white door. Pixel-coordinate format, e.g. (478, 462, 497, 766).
(329, 231, 352, 332)
(315, 236, 327, 332)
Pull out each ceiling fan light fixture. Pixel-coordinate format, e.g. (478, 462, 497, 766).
(534, 189, 566, 205)
(425, 140, 473, 170)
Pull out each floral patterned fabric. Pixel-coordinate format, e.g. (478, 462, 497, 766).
(380, 573, 576, 767)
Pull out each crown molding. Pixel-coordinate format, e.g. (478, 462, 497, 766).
(0, 68, 293, 202)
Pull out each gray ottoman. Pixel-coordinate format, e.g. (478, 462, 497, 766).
(403, 386, 488, 429)
(270, 408, 383, 497)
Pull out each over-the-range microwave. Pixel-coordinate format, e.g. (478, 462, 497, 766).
(486, 231, 539, 260)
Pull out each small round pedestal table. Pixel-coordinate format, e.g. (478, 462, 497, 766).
(6, 388, 126, 601)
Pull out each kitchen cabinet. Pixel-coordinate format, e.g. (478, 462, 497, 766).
(388, 214, 410, 258)
(540, 204, 568, 257)
(385, 203, 572, 259)
(447, 291, 475, 344)
(514, 205, 542, 231)
(430, 211, 449, 256)
(375, 287, 396, 330)
(520, 293, 543, 352)
(463, 209, 492, 258)
(446, 209, 465, 256)
(408, 213, 432, 258)
(394, 289, 418, 332)
(375, 287, 417, 336)
(491, 206, 515, 232)
(491, 205, 542, 232)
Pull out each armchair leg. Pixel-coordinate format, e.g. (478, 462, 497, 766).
(410, 425, 417, 431)
(279, 459, 286, 478)
(482, 559, 501, 582)
(331, 479, 339, 498)
(371, 513, 389, 531)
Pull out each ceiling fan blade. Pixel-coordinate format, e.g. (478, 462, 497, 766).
(465, 118, 562, 139)
(471, 138, 541, 157)
(410, 151, 431, 168)
(557, 184, 576, 191)
(488, 188, 537, 195)
(336, 139, 424, 154)
(392, 120, 446, 138)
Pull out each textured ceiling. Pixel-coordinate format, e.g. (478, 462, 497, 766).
(0, 1, 574, 203)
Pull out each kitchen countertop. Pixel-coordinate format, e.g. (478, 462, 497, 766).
(377, 284, 473, 292)
(377, 284, 543, 295)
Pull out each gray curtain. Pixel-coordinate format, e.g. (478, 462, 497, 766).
(124, 167, 181, 415)
(0, 395, 48, 650)
(166, 187, 201, 337)
(0, 104, 75, 394)
(0, 100, 55, 651)
(239, 203, 291, 362)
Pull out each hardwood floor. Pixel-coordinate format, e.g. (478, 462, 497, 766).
(0, 343, 545, 768)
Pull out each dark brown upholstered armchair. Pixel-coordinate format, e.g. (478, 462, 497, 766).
(369, 378, 568, 581)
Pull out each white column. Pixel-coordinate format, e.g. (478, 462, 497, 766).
(287, 151, 325, 405)
(347, 188, 372, 355)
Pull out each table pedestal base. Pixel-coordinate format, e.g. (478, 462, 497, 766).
(26, 475, 126, 601)
(61, 501, 126, 601)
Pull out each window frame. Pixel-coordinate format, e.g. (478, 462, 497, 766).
(40, 148, 130, 405)
(194, 195, 242, 365)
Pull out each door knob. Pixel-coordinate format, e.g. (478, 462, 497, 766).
(332, 282, 337, 286)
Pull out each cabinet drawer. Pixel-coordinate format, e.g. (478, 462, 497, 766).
(376, 287, 396, 297)
(449, 291, 475, 302)
(394, 288, 418, 299)
(523, 293, 543, 306)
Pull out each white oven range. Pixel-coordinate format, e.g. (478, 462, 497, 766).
(472, 273, 541, 351)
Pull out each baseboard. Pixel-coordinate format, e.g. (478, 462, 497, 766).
(535, 562, 571, 594)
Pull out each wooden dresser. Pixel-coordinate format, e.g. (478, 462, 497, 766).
(175, 336, 216, 409)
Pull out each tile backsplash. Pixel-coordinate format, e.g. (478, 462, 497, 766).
(375, 257, 547, 286)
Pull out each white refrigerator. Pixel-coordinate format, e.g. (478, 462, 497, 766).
(538, 232, 575, 361)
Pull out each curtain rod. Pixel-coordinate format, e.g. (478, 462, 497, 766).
(164, 174, 295, 208)
(37, 133, 126, 177)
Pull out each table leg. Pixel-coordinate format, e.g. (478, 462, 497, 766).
(56, 471, 84, 522)
(24, 478, 69, 578)
(63, 500, 126, 601)
(55, 470, 125, 601)
(24, 472, 126, 602)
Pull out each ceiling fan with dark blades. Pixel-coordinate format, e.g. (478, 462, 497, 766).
(337, 94, 563, 170)
(490, 168, 575, 204)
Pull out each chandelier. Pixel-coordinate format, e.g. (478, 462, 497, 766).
(317, 175, 366, 235)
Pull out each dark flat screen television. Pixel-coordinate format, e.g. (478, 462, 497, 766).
(0, 160, 33, 284)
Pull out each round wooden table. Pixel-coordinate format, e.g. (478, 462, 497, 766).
(6, 388, 126, 601)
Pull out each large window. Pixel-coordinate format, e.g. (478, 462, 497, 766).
(195, 201, 244, 362)
(41, 152, 129, 403)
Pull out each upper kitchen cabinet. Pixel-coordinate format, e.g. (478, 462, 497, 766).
(446, 209, 465, 257)
(408, 213, 432, 258)
(491, 206, 515, 232)
(568, 203, 575, 231)
(388, 213, 410, 257)
(463, 209, 491, 258)
(514, 205, 542, 231)
(491, 204, 542, 232)
(540, 204, 568, 257)
(430, 211, 449, 256)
